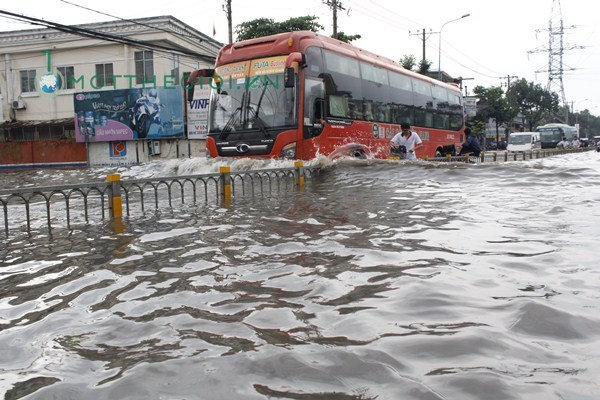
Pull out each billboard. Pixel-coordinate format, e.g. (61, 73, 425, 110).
(73, 87, 184, 142)
(187, 85, 210, 139)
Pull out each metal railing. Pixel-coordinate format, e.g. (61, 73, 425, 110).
(423, 146, 593, 163)
(0, 162, 319, 237)
(1, 147, 591, 237)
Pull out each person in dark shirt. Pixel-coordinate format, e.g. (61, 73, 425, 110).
(459, 128, 482, 156)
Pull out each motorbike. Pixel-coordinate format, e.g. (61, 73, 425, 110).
(131, 97, 161, 138)
(390, 145, 407, 159)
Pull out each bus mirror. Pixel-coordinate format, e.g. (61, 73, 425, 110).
(185, 69, 216, 101)
(284, 67, 295, 88)
(186, 86, 195, 102)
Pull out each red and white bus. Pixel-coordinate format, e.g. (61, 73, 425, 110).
(186, 31, 464, 160)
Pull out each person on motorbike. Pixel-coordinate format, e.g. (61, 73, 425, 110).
(132, 89, 162, 137)
(391, 122, 423, 160)
(138, 89, 161, 124)
(459, 128, 482, 156)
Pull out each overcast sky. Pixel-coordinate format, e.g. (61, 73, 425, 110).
(1, 0, 598, 115)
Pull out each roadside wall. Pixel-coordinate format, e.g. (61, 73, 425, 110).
(87, 139, 207, 166)
(0, 139, 86, 167)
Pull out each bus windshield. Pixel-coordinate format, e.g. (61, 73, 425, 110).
(538, 128, 561, 142)
(209, 72, 296, 134)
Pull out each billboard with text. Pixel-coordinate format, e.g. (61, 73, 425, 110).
(187, 85, 210, 139)
(73, 87, 184, 142)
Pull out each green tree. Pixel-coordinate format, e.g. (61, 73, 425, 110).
(279, 16, 324, 33)
(469, 119, 487, 138)
(506, 78, 560, 130)
(473, 85, 518, 143)
(333, 31, 361, 43)
(400, 54, 416, 70)
(235, 16, 324, 41)
(235, 18, 281, 41)
(399, 55, 431, 76)
(572, 108, 600, 139)
(417, 59, 432, 75)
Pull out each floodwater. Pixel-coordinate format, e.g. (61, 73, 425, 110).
(1, 152, 600, 400)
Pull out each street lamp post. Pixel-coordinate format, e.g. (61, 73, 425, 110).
(571, 98, 589, 128)
(438, 13, 470, 81)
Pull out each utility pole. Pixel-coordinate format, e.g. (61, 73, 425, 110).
(501, 74, 518, 130)
(528, 0, 583, 124)
(323, 0, 345, 39)
(409, 29, 435, 64)
(223, 0, 233, 44)
(500, 75, 518, 93)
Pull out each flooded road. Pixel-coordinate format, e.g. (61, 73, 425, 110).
(1, 152, 600, 399)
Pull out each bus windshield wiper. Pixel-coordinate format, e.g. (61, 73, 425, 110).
(248, 107, 270, 138)
(220, 92, 245, 140)
(219, 83, 271, 139)
(250, 81, 271, 137)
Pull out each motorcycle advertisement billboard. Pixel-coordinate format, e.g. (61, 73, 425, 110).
(73, 87, 184, 142)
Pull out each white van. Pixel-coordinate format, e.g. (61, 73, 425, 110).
(507, 132, 541, 152)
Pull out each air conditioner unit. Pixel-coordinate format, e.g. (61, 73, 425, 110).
(12, 100, 26, 110)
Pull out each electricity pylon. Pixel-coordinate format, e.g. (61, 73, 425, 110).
(528, 0, 583, 123)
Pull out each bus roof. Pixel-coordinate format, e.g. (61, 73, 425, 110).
(216, 30, 461, 92)
(536, 123, 576, 129)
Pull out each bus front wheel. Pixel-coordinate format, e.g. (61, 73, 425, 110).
(353, 150, 367, 159)
(435, 149, 444, 158)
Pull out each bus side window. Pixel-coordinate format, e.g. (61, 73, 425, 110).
(363, 101, 374, 121)
(348, 99, 363, 120)
(304, 77, 326, 124)
(328, 95, 348, 117)
(320, 73, 337, 95)
(304, 77, 326, 137)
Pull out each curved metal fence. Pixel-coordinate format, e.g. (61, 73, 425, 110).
(424, 146, 593, 163)
(0, 163, 320, 237)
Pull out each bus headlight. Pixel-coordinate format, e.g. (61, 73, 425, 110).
(280, 142, 297, 159)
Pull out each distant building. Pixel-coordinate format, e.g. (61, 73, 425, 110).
(425, 70, 459, 85)
(0, 16, 221, 167)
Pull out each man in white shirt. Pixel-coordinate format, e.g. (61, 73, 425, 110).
(556, 137, 569, 148)
(571, 137, 581, 148)
(391, 122, 423, 160)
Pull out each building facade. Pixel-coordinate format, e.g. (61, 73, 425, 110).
(0, 15, 221, 167)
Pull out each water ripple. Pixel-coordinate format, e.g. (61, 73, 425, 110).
(2, 152, 600, 398)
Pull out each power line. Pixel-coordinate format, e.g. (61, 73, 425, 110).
(342, 1, 503, 83)
(344, 0, 414, 32)
(441, 41, 503, 78)
(58, 0, 206, 43)
(408, 29, 435, 64)
(0, 9, 215, 61)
